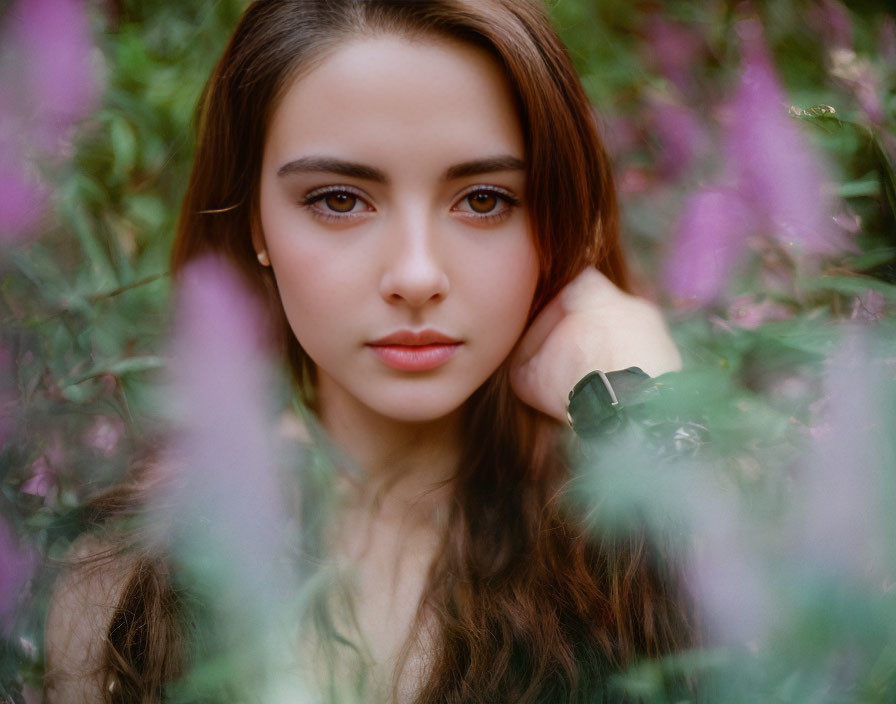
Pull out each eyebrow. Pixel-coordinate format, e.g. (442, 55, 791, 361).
(276, 155, 526, 183)
(444, 156, 526, 181)
(277, 157, 387, 182)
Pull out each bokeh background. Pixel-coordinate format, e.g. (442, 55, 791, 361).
(1, 0, 894, 701)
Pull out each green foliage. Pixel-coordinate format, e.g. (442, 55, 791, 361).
(1, 0, 894, 700)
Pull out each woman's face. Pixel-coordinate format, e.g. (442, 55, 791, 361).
(257, 35, 538, 424)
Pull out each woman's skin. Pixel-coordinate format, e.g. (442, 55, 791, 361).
(45, 32, 681, 704)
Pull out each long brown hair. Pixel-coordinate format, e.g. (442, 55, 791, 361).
(98, 0, 694, 701)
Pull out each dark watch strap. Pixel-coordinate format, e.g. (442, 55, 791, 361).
(566, 366, 649, 437)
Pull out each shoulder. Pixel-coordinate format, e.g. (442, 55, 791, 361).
(44, 534, 138, 704)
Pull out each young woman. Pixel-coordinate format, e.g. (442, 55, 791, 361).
(45, 1, 693, 701)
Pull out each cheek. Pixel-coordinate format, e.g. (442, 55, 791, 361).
(269, 250, 351, 354)
(472, 238, 540, 346)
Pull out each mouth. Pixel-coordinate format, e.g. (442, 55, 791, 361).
(366, 329, 462, 372)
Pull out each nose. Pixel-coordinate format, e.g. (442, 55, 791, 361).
(378, 212, 449, 307)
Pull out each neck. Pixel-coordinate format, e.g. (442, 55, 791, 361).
(317, 379, 461, 520)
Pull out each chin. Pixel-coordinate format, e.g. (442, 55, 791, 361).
(369, 394, 470, 425)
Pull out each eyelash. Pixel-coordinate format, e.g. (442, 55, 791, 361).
(453, 186, 521, 224)
(301, 185, 372, 223)
(301, 185, 522, 224)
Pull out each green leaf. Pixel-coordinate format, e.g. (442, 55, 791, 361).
(844, 247, 896, 272)
(839, 178, 881, 199)
(803, 275, 896, 302)
(66, 355, 166, 386)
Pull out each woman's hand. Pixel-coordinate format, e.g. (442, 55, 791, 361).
(510, 268, 681, 423)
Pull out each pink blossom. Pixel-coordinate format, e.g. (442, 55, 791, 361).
(727, 294, 793, 329)
(643, 16, 705, 98)
(0, 141, 47, 241)
(647, 96, 706, 179)
(880, 16, 896, 67)
(0, 0, 101, 241)
(806, 0, 853, 51)
(686, 484, 773, 645)
(795, 330, 890, 579)
(725, 19, 849, 256)
(21, 435, 64, 503)
(6, 0, 101, 143)
(84, 415, 125, 457)
(617, 166, 651, 197)
(160, 256, 297, 619)
(829, 48, 884, 125)
(849, 289, 886, 322)
(0, 516, 37, 634)
(602, 115, 639, 162)
(664, 187, 755, 306)
(20, 456, 57, 500)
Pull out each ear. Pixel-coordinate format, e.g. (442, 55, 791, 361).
(250, 203, 267, 257)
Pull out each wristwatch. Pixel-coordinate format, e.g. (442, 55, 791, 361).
(566, 366, 649, 437)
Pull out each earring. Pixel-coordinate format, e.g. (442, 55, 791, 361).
(256, 250, 271, 267)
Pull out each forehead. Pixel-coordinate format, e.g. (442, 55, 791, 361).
(263, 34, 524, 171)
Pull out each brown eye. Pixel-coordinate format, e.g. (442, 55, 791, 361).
(468, 192, 498, 214)
(324, 192, 357, 213)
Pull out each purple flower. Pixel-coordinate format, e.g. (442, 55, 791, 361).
(726, 294, 793, 329)
(0, 517, 37, 635)
(664, 187, 755, 306)
(725, 19, 849, 256)
(829, 48, 884, 125)
(647, 96, 706, 179)
(643, 16, 705, 99)
(806, 0, 853, 51)
(0, 142, 47, 241)
(0, 0, 100, 241)
(686, 484, 773, 645)
(794, 330, 889, 579)
(849, 289, 886, 322)
(159, 256, 297, 617)
(7, 0, 101, 141)
(880, 16, 896, 67)
(84, 415, 125, 457)
(20, 456, 57, 501)
(21, 434, 63, 503)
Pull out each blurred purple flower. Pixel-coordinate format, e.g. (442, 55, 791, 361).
(161, 255, 296, 614)
(880, 16, 896, 66)
(648, 96, 706, 179)
(0, 0, 100, 241)
(849, 289, 886, 322)
(603, 115, 639, 162)
(644, 16, 705, 98)
(687, 484, 773, 645)
(21, 434, 63, 503)
(7, 0, 101, 144)
(84, 415, 125, 457)
(806, 0, 853, 51)
(727, 294, 793, 329)
(20, 456, 57, 501)
(0, 142, 47, 241)
(832, 206, 861, 235)
(664, 187, 755, 306)
(0, 516, 37, 635)
(829, 48, 884, 125)
(795, 330, 890, 579)
(726, 19, 849, 256)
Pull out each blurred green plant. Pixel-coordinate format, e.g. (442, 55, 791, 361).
(0, 0, 894, 701)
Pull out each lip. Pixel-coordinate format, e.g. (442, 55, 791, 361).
(367, 329, 462, 372)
